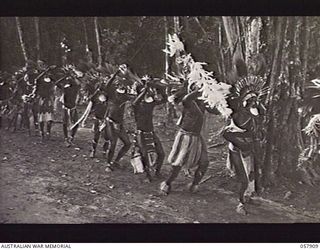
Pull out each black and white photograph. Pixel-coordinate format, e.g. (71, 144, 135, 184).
(1, 16, 320, 226)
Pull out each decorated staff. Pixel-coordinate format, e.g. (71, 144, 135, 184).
(160, 33, 228, 195)
(223, 58, 267, 215)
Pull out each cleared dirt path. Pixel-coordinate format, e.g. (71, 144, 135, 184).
(1, 126, 320, 223)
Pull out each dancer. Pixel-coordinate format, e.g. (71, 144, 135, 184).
(131, 76, 166, 181)
(89, 85, 110, 158)
(104, 65, 133, 169)
(19, 61, 40, 135)
(223, 58, 266, 215)
(56, 67, 82, 147)
(31, 65, 57, 139)
(160, 82, 217, 194)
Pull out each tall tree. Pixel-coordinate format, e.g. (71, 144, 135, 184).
(82, 17, 89, 53)
(165, 16, 179, 124)
(94, 17, 103, 67)
(34, 17, 41, 61)
(240, 17, 263, 73)
(82, 17, 93, 64)
(262, 17, 307, 186)
(164, 15, 173, 121)
(173, 16, 180, 34)
(164, 16, 170, 79)
(218, 18, 227, 81)
(15, 17, 29, 64)
(222, 16, 244, 63)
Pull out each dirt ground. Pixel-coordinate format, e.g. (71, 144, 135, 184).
(1, 109, 320, 223)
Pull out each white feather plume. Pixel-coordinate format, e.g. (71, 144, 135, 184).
(163, 34, 185, 57)
(163, 33, 232, 118)
(304, 114, 320, 137)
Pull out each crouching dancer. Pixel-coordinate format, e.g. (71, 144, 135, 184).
(223, 58, 266, 215)
(160, 83, 210, 195)
(131, 76, 166, 181)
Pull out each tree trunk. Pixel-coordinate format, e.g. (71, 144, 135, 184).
(173, 16, 182, 74)
(222, 16, 244, 62)
(301, 17, 310, 99)
(15, 17, 29, 64)
(82, 17, 93, 64)
(218, 19, 227, 80)
(164, 16, 170, 78)
(94, 17, 102, 67)
(173, 16, 180, 35)
(34, 17, 41, 61)
(297, 17, 310, 151)
(165, 16, 178, 124)
(240, 17, 263, 74)
(263, 17, 306, 186)
(82, 17, 89, 52)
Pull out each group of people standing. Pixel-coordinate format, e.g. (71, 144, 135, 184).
(0, 55, 266, 215)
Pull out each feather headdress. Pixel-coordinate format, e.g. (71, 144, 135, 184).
(62, 64, 84, 78)
(306, 78, 320, 99)
(303, 114, 320, 138)
(299, 78, 320, 118)
(234, 75, 268, 100)
(163, 33, 232, 118)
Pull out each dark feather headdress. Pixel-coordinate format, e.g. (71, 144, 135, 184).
(301, 78, 320, 116)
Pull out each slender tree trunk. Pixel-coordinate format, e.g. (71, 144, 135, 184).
(218, 19, 227, 80)
(222, 16, 244, 62)
(82, 17, 93, 64)
(164, 16, 169, 78)
(240, 17, 263, 74)
(173, 16, 180, 35)
(165, 16, 178, 124)
(94, 17, 102, 67)
(34, 17, 41, 61)
(15, 17, 29, 64)
(173, 16, 184, 77)
(82, 17, 89, 52)
(301, 17, 310, 99)
(297, 17, 310, 151)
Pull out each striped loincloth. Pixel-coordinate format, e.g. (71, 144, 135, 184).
(168, 129, 205, 170)
(38, 98, 54, 122)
